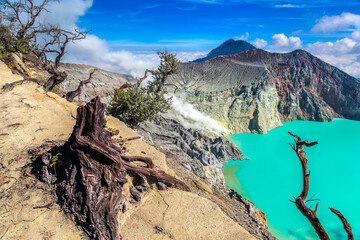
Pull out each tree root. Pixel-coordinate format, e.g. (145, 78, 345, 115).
(33, 97, 190, 240)
(1, 78, 43, 93)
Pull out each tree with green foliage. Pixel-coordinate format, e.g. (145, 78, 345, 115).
(107, 50, 179, 127)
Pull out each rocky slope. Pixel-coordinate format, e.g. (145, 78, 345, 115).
(193, 39, 256, 62)
(168, 49, 360, 133)
(0, 61, 274, 239)
(58, 63, 133, 103)
(138, 118, 275, 239)
(138, 118, 243, 186)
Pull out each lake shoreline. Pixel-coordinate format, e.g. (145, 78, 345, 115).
(223, 119, 360, 239)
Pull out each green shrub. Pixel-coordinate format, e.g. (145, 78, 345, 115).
(50, 153, 61, 177)
(107, 86, 171, 127)
(107, 50, 179, 127)
(51, 84, 60, 94)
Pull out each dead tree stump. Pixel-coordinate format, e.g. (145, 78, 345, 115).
(34, 97, 190, 240)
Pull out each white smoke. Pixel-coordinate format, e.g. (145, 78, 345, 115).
(166, 95, 230, 136)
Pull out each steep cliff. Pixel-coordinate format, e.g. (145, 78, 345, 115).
(138, 118, 243, 186)
(168, 49, 360, 133)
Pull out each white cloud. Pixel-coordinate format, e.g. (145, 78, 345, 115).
(312, 12, 360, 33)
(251, 38, 267, 48)
(305, 38, 360, 77)
(302, 12, 360, 77)
(339, 61, 360, 77)
(351, 31, 360, 41)
(64, 36, 210, 77)
(175, 51, 208, 62)
(274, 4, 304, 8)
(64, 35, 159, 78)
(234, 33, 249, 40)
(306, 38, 360, 56)
(270, 33, 302, 49)
(39, 0, 93, 30)
(27, 0, 157, 78)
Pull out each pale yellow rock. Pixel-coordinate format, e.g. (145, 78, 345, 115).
(0, 62, 84, 240)
(0, 61, 23, 87)
(191, 179, 213, 195)
(120, 189, 256, 240)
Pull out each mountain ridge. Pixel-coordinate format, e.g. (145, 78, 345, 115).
(168, 48, 360, 133)
(193, 39, 256, 62)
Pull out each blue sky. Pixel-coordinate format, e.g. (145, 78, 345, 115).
(42, 0, 360, 77)
(76, 0, 359, 51)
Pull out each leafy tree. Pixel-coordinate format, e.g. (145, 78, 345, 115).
(108, 50, 179, 127)
(146, 50, 179, 96)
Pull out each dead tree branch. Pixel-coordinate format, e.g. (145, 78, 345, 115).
(289, 131, 353, 240)
(119, 69, 153, 90)
(1, 77, 42, 92)
(2, 0, 50, 41)
(329, 207, 353, 240)
(2, 0, 88, 93)
(66, 69, 96, 102)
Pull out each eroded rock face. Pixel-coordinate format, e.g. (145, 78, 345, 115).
(168, 49, 360, 133)
(138, 118, 242, 186)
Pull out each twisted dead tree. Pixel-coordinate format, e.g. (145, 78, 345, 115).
(1, 0, 89, 96)
(118, 69, 153, 90)
(288, 132, 353, 240)
(2, 0, 50, 41)
(38, 27, 87, 92)
(35, 97, 190, 240)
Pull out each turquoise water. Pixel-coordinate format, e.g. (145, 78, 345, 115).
(223, 119, 360, 240)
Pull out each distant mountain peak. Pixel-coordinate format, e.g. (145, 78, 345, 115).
(193, 38, 256, 62)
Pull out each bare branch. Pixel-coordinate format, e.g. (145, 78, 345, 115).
(289, 132, 329, 239)
(314, 202, 319, 215)
(66, 69, 97, 102)
(288, 131, 300, 141)
(119, 69, 154, 90)
(289, 132, 353, 240)
(329, 207, 353, 240)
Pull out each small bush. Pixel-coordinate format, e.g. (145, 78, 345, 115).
(107, 86, 171, 127)
(108, 50, 179, 127)
(50, 153, 61, 176)
(51, 84, 60, 94)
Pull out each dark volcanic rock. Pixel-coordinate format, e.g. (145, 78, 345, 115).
(168, 49, 360, 133)
(193, 39, 256, 62)
(137, 118, 242, 185)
